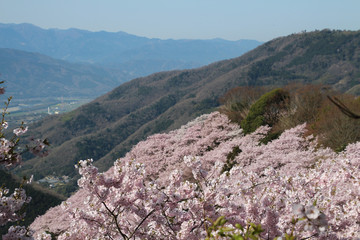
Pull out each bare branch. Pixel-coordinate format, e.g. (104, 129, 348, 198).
(327, 96, 360, 119)
(129, 209, 156, 239)
(102, 201, 129, 240)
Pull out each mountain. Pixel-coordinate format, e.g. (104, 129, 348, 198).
(0, 23, 262, 77)
(14, 29, 360, 195)
(0, 48, 129, 99)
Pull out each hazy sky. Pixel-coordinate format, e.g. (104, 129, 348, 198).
(0, 0, 359, 41)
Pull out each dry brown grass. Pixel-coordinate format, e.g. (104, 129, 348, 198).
(221, 83, 360, 151)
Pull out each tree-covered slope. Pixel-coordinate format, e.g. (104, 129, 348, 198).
(15, 29, 360, 195)
(29, 112, 360, 239)
(244, 30, 360, 94)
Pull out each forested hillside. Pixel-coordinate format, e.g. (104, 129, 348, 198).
(15, 29, 360, 196)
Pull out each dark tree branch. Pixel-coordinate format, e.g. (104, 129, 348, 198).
(327, 96, 360, 119)
(161, 209, 177, 235)
(129, 209, 156, 239)
(102, 201, 129, 240)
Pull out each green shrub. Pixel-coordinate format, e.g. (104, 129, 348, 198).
(205, 216, 264, 240)
(221, 146, 242, 173)
(218, 86, 267, 125)
(222, 83, 360, 150)
(241, 88, 289, 134)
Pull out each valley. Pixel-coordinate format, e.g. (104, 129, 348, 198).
(6, 97, 91, 127)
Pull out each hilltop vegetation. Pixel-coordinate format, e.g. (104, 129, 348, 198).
(220, 84, 360, 151)
(246, 30, 360, 92)
(14, 29, 360, 196)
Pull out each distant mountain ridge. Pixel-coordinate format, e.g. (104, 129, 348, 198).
(15, 29, 360, 196)
(0, 48, 127, 99)
(0, 23, 262, 77)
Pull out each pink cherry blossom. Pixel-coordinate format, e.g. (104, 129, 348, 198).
(13, 126, 28, 136)
(29, 112, 360, 239)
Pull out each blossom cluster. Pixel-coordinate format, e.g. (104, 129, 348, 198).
(0, 125, 28, 167)
(30, 112, 360, 239)
(0, 88, 48, 239)
(292, 204, 328, 233)
(0, 123, 33, 240)
(0, 187, 31, 226)
(2, 225, 34, 240)
(0, 130, 33, 240)
(0, 90, 31, 239)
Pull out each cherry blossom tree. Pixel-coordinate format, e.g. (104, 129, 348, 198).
(0, 84, 49, 240)
(0, 95, 33, 239)
(31, 112, 360, 239)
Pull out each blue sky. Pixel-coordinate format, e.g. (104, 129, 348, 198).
(0, 0, 359, 41)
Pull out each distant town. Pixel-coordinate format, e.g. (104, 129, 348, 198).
(6, 97, 91, 127)
(37, 175, 71, 189)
